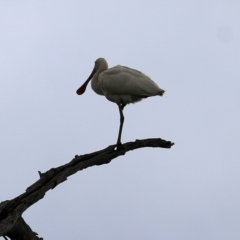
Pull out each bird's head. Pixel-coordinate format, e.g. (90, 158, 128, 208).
(76, 58, 108, 95)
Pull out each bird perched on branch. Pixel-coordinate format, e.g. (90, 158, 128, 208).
(76, 58, 165, 150)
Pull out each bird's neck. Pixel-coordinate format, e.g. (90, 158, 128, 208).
(91, 63, 108, 96)
(91, 73, 104, 95)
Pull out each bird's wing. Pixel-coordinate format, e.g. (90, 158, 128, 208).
(99, 66, 163, 97)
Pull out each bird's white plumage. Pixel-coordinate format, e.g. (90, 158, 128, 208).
(77, 57, 165, 102)
(98, 65, 164, 105)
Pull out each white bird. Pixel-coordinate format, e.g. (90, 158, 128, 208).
(76, 58, 165, 150)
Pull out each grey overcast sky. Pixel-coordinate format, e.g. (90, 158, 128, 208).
(1, 1, 240, 239)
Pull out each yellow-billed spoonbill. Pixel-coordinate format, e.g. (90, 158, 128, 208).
(76, 58, 165, 150)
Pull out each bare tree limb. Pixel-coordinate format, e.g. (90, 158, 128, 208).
(0, 138, 174, 239)
(2, 215, 43, 240)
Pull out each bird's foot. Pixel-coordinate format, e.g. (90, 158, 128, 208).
(106, 144, 125, 153)
(106, 145, 117, 153)
(115, 142, 125, 151)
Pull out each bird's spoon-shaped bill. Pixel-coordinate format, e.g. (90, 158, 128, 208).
(76, 67, 96, 95)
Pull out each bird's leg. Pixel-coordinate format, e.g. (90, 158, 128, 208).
(116, 104, 125, 150)
(121, 103, 126, 110)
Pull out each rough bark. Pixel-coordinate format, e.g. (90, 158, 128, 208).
(0, 138, 174, 239)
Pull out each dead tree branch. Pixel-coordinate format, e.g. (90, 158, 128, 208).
(0, 138, 174, 239)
